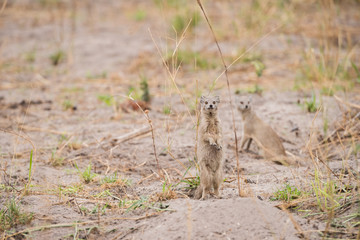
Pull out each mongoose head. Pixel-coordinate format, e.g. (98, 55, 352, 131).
(200, 95, 220, 115)
(237, 96, 252, 112)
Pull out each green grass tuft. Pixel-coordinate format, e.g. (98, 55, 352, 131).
(97, 94, 114, 107)
(270, 183, 302, 202)
(75, 163, 97, 184)
(50, 50, 66, 66)
(140, 75, 151, 103)
(0, 199, 33, 232)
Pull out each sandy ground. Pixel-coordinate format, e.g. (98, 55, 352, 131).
(1, 1, 359, 239)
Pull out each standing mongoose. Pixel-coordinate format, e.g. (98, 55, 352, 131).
(237, 96, 289, 165)
(195, 95, 224, 200)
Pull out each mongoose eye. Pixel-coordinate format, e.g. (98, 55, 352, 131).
(205, 101, 208, 104)
(240, 101, 243, 104)
(213, 101, 215, 104)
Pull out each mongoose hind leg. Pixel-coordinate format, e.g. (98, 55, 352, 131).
(200, 186, 211, 200)
(240, 136, 250, 150)
(245, 138, 253, 150)
(212, 169, 222, 199)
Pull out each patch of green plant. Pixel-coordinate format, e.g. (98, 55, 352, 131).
(311, 170, 340, 212)
(351, 60, 360, 83)
(140, 75, 151, 103)
(299, 49, 357, 84)
(101, 172, 119, 184)
(235, 84, 263, 95)
(58, 134, 69, 144)
(90, 203, 111, 215)
(62, 99, 74, 110)
(163, 104, 171, 115)
(241, 51, 263, 63)
(25, 50, 36, 63)
(50, 150, 64, 167)
(125, 196, 149, 212)
(86, 71, 107, 79)
(251, 60, 266, 77)
(50, 50, 66, 66)
(167, 50, 214, 70)
(134, 9, 146, 21)
(320, 86, 334, 96)
(101, 173, 131, 187)
(0, 199, 33, 232)
(74, 163, 97, 184)
(353, 143, 360, 155)
(180, 159, 200, 190)
(62, 87, 84, 93)
(171, 11, 200, 34)
(270, 183, 302, 202)
(181, 175, 200, 190)
(0, 184, 13, 192)
(127, 85, 141, 100)
(37, 0, 60, 7)
(154, 0, 186, 8)
(303, 94, 318, 113)
(58, 183, 83, 196)
(97, 94, 115, 106)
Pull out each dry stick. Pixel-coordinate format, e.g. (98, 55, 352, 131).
(144, 110, 162, 179)
(115, 94, 163, 179)
(116, 126, 151, 143)
(196, 0, 244, 197)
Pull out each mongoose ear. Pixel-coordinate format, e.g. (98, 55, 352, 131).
(215, 96, 220, 103)
(200, 96, 206, 104)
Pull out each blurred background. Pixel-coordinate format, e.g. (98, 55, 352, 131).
(1, 0, 359, 98)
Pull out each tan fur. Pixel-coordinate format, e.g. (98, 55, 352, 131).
(237, 96, 292, 165)
(195, 95, 223, 200)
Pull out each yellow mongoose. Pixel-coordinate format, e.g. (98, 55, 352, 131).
(195, 95, 224, 200)
(237, 96, 290, 165)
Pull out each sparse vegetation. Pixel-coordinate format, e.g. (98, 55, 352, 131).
(134, 9, 147, 21)
(25, 49, 36, 63)
(75, 163, 97, 183)
(2, 1, 360, 239)
(162, 104, 171, 115)
(270, 183, 303, 202)
(140, 75, 151, 103)
(50, 50, 66, 66)
(0, 199, 33, 232)
(98, 94, 115, 106)
(62, 99, 75, 110)
(167, 49, 215, 70)
(302, 94, 318, 113)
(86, 71, 107, 79)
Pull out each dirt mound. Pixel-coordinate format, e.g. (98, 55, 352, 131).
(130, 198, 301, 240)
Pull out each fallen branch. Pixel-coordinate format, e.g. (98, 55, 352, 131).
(115, 125, 151, 143)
